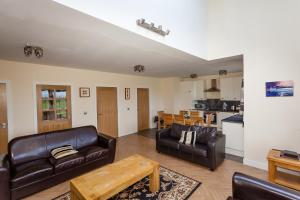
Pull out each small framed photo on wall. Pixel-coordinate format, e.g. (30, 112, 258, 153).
(79, 87, 90, 97)
(125, 88, 130, 100)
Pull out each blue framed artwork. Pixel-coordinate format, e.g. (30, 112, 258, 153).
(266, 80, 294, 97)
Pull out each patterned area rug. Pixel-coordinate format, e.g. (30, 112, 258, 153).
(53, 166, 201, 200)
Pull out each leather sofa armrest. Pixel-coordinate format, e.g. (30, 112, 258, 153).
(0, 154, 10, 200)
(207, 134, 225, 170)
(97, 133, 116, 149)
(97, 133, 116, 163)
(156, 128, 170, 141)
(232, 172, 300, 200)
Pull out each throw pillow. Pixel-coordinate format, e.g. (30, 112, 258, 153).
(179, 131, 197, 146)
(50, 145, 78, 159)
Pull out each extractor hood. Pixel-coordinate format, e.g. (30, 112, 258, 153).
(205, 79, 220, 92)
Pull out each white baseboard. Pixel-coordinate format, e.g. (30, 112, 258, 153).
(225, 148, 244, 157)
(243, 158, 268, 171)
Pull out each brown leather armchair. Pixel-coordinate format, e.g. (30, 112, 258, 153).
(0, 126, 116, 200)
(227, 172, 300, 200)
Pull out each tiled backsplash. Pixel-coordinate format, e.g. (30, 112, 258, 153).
(194, 99, 241, 112)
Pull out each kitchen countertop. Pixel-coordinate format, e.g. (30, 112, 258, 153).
(222, 114, 244, 124)
(191, 109, 239, 113)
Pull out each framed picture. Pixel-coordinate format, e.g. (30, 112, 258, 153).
(79, 87, 90, 97)
(125, 88, 130, 100)
(266, 80, 294, 97)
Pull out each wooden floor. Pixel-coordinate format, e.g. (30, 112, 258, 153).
(25, 132, 267, 200)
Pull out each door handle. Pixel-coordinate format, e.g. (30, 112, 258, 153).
(1, 123, 7, 129)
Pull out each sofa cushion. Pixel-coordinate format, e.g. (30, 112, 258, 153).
(11, 159, 53, 188)
(158, 137, 180, 150)
(179, 143, 207, 157)
(79, 146, 109, 163)
(49, 153, 85, 173)
(191, 126, 217, 144)
(170, 123, 190, 140)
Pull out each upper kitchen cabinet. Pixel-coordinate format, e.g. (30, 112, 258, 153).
(178, 80, 196, 109)
(195, 80, 206, 100)
(220, 77, 243, 101)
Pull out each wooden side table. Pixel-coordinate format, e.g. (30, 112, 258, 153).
(267, 149, 300, 191)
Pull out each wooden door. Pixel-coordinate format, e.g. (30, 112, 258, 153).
(37, 85, 72, 133)
(97, 87, 118, 138)
(137, 88, 150, 131)
(0, 83, 8, 153)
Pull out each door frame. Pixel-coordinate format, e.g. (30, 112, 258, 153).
(95, 84, 119, 137)
(33, 81, 75, 133)
(137, 88, 150, 131)
(0, 80, 12, 141)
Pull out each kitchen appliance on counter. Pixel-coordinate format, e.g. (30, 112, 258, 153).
(194, 100, 207, 110)
(195, 103, 206, 110)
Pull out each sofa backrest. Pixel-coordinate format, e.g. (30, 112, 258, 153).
(9, 126, 98, 166)
(191, 125, 217, 144)
(232, 172, 300, 200)
(170, 123, 190, 140)
(9, 134, 48, 166)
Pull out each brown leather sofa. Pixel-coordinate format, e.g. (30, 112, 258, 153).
(156, 123, 225, 171)
(227, 172, 300, 200)
(0, 126, 116, 200)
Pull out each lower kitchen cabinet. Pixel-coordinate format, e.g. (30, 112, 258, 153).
(222, 121, 244, 157)
(217, 112, 237, 130)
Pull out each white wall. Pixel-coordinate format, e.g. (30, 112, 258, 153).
(0, 60, 163, 139)
(53, 0, 208, 58)
(207, 0, 300, 169)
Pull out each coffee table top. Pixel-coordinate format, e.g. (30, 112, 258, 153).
(70, 154, 159, 200)
(267, 149, 300, 167)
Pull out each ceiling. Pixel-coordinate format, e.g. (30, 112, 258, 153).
(0, 0, 243, 77)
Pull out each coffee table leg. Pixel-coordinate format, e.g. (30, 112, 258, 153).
(149, 165, 160, 193)
(71, 190, 76, 200)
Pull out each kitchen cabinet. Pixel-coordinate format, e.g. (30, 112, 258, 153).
(195, 80, 206, 100)
(222, 121, 244, 157)
(217, 112, 236, 130)
(220, 77, 242, 101)
(178, 81, 196, 109)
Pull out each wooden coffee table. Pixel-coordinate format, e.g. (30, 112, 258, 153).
(70, 154, 160, 200)
(267, 149, 300, 191)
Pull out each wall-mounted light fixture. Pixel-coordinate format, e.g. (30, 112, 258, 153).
(24, 44, 43, 58)
(136, 18, 170, 36)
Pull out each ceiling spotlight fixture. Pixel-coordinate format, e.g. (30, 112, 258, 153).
(34, 47, 43, 58)
(24, 45, 33, 57)
(24, 44, 44, 58)
(134, 65, 145, 73)
(219, 70, 228, 76)
(190, 74, 198, 79)
(136, 18, 170, 36)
